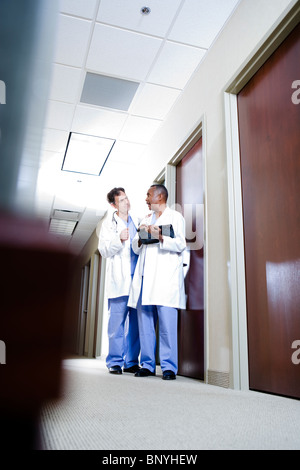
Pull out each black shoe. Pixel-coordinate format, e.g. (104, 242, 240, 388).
(134, 367, 156, 377)
(109, 366, 122, 374)
(123, 365, 141, 373)
(162, 370, 176, 380)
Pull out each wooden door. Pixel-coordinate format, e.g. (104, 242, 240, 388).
(176, 138, 204, 380)
(237, 23, 300, 398)
(77, 262, 90, 356)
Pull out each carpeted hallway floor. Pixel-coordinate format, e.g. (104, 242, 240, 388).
(39, 357, 300, 450)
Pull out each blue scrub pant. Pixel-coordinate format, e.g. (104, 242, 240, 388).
(137, 286, 178, 374)
(106, 296, 140, 369)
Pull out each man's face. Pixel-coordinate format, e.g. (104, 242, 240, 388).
(145, 187, 160, 211)
(113, 191, 130, 214)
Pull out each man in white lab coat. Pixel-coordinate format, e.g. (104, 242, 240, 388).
(98, 188, 140, 374)
(128, 184, 186, 380)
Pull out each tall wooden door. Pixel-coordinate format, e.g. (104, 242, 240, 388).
(237, 23, 300, 398)
(77, 262, 90, 356)
(176, 138, 204, 380)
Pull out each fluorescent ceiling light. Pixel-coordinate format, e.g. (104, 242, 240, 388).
(62, 132, 115, 176)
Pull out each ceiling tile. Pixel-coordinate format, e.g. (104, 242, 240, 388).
(76, 221, 99, 232)
(119, 115, 162, 145)
(147, 41, 206, 89)
(169, 0, 240, 48)
(130, 83, 181, 120)
(49, 64, 82, 103)
(39, 150, 63, 167)
(35, 196, 54, 219)
(53, 196, 85, 212)
(97, 0, 182, 37)
(41, 128, 69, 152)
(53, 14, 92, 67)
(59, 0, 98, 19)
(44, 100, 75, 131)
(52, 173, 100, 210)
(108, 141, 146, 164)
(70, 227, 94, 242)
(100, 159, 136, 188)
(80, 208, 105, 224)
(33, 0, 241, 248)
(72, 105, 128, 139)
(86, 24, 163, 81)
(17, 164, 38, 183)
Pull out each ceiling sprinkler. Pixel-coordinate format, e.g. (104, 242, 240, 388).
(140, 6, 151, 15)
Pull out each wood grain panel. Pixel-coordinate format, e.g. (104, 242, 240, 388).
(237, 23, 300, 398)
(176, 138, 204, 380)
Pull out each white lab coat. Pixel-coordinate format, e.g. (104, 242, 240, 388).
(98, 211, 139, 299)
(128, 207, 186, 309)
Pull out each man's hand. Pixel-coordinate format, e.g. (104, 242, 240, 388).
(137, 224, 148, 246)
(120, 228, 129, 242)
(138, 224, 149, 232)
(149, 225, 163, 242)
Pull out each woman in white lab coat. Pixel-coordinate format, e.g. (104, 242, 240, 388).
(128, 184, 186, 380)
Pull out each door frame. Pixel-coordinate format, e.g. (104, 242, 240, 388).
(154, 116, 208, 382)
(224, 3, 300, 390)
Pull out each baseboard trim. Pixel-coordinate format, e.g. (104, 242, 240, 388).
(207, 369, 230, 389)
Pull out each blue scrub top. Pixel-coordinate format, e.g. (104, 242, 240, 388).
(127, 214, 138, 277)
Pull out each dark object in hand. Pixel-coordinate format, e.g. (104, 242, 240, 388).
(137, 224, 175, 244)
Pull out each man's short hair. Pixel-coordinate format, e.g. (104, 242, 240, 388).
(107, 187, 125, 205)
(151, 184, 168, 202)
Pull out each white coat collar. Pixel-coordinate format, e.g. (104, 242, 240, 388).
(146, 206, 171, 224)
(113, 210, 139, 228)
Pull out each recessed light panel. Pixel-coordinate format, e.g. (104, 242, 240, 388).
(81, 73, 139, 111)
(62, 132, 115, 176)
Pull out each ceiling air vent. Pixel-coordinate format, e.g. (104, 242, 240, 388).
(49, 210, 81, 236)
(81, 72, 139, 111)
